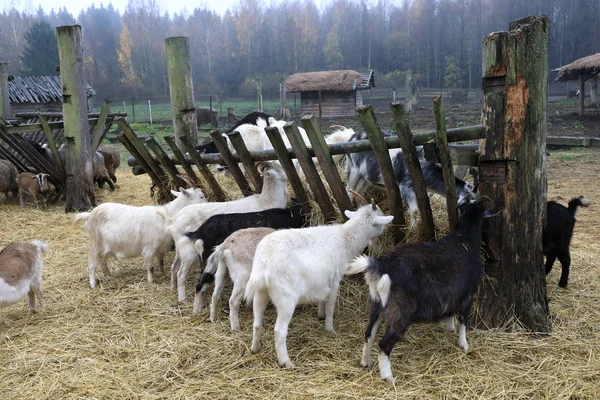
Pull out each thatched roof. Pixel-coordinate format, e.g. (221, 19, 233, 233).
(286, 70, 374, 93)
(8, 75, 96, 104)
(555, 53, 600, 82)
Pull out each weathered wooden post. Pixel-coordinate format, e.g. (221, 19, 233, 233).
(256, 78, 263, 112)
(579, 73, 585, 116)
(405, 70, 416, 112)
(165, 36, 198, 151)
(56, 25, 96, 212)
(0, 62, 10, 119)
(476, 16, 549, 332)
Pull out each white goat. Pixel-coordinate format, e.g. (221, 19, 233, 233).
(168, 161, 288, 302)
(196, 227, 275, 331)
(0, 240, 48, 313)
(244, 200, 393, 368)
(74, 187, 207, 288)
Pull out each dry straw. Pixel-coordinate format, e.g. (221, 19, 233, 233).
(1, 148, 599, 399)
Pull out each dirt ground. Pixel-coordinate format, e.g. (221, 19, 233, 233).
(1, 142, 599, 399)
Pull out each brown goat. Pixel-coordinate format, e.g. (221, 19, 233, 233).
(16, 172, 51, 208)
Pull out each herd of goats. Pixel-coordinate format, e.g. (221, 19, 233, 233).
(0, 111, 590, 383)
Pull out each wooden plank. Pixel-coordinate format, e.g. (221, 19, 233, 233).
(454, 165, 469, 179)
(284, 121, 337, 222)
(164, 135, 203, 190)
(90, 99, 111, 151)
(210, 130, 253, 196)
(265, 126, 311, 216)
(180, 135, 227, 201)
(433, 96, 459, 230)
(390, 102, 436, 241)
(0, 144, 28, 171)
(117, 133, 162, 184)
(39, 115, 65, 180)
(228, 130, 263, 192)
(145, 137, 187, 188)
(356, 105, 406, 242)
(116, 119, 166, 182)
(8, 133, 62, 178)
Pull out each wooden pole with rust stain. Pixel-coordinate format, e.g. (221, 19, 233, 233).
(390, 102, 435, 241)
(165, 36, 198, 151)
(265, 126, 312, 216)
(476, 15, 549, 332)
(228, 131, 263, 193)
(210, 130, 253, 196)
(284, 122, 337, 222)
(56, 25, 95, 211)
(432, 96, 459, 230)
(356, 105, 406, 242)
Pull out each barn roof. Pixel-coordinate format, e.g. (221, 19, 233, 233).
(555, 53, 600, 81)
(8, 75, 96, 104)
(285, 70, 374, 93)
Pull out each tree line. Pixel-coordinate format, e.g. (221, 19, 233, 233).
(1, 0, 598, 101)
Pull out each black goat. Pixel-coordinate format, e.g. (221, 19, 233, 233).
(190, 199, 307, 312)
(346, 200, 498, 383)
(543, 196, 589, 288)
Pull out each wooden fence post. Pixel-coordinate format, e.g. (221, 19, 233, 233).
(165, 36, 198, 151)
(210, 130, 253, 196)
(390, 102, 435, 241)
(0, 62, 10, 119)
(476, 16, 549, 332)
(56, 25, 95, 211)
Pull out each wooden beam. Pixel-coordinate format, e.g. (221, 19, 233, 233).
(265, 126, 312, 216)
(39, 115, 65, 180)
(145, 137, 187, 188)
(433, 96, 458, 230)
(210, 130, 253, 196)
(579, 73, 585, 116)
(228, 131, 263, 192)
(0, 62, 10, 119)
(164, 135, 203, 190)
(301, 115, 353, 216)
(116, 119, 166, 182)
(356, 105, 406, 242)
(391, 102, 436, 241)
(117, 133, 162, 184)
(179, 135, 227, 202)
(90, 99, 111, 151)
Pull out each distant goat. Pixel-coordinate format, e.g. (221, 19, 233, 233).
(196, 107, 218, 127)
(191, 200, 307, 313)
(0, 240, 48, 313)
(244, 194, 393, 368)
(543, 196, 590, 288)
(346, 200, 499, 383)
(344, 129, 476, 225)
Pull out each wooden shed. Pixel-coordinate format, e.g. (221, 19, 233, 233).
(555, 53, 600, 115)
(7, 75, 96, 116)
(285, 70, 374, 118)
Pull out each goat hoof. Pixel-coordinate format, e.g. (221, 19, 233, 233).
(360, 361, 371, 369)
(280, 360, 295, 368)
(382, 376, 395, 385)
(558, 281, 568, 288)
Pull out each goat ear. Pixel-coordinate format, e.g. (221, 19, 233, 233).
(171, 189, 181, 197)
(344, 210, 357, 219)
(30, 176, 37, 179)
(483, 207, 502, 218)
(374, 215, 394, 225)
(179, 187, 191, 197)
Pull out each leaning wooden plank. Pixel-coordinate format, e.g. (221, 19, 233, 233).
(90, 99, 111, 151)
(265, 126, 311, 216)
(228, 130, 263, 193)
(145, 137, 188, 188)
(301, 115, 353, 217)
(390, 102, 436, 241)
(283, 122, 337, 222)
(39, 115, 65, 180)
(0, 145, 29, 172)
(116, 118, 165, 181)
(180, 135, 227, 202)
(454, 165, 469, 180)
(433, 96, 458, 230)
(356, 105, 406, 242)
(8, 133, 62, 178)
(164, 135, 204, 190)
(210, 130, 253, 197)
(117, 133, 162, 184)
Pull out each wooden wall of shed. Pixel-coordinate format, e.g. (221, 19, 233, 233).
(11, 102, 63, 114)
(300, 91, 357, 118)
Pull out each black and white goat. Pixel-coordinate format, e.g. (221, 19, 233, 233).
(543, 196, 590, 288)
(346, 200, 499, 383)
(344, 130, 476, 225)
(192, 199, 308, 313)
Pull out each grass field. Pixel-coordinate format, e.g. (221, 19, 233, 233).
(0, 145, 599, 399)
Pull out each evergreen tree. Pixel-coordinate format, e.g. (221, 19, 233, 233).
(20, 20, 59, 76)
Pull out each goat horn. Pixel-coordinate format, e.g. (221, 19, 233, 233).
(371, 198, 376, 211)
(330, 125, 346, 130)
(347, 189, 368, 206)
(478, 195, 495, 205)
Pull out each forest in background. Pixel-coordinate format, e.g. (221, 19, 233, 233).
(0, 0, 598, 101)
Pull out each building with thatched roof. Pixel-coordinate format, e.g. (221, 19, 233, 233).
(555, 53, 600, 115)
(285, 70, 374, 118)
(7, 75, 96, 116)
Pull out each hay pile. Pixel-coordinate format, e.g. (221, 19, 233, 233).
(1, 148, 599, 399)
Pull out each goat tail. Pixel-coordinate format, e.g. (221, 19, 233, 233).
(203, 245, 222, 275)
(568, 196, 590, 217)
(193, 239, 205, 259)
(31, 240, 49, 256)
(73, 212, 91, 225)
(243, 269, 266, 304)
(346, 255, 391, 307)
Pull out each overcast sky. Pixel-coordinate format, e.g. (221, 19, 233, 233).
(3, 0, 258, 17)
